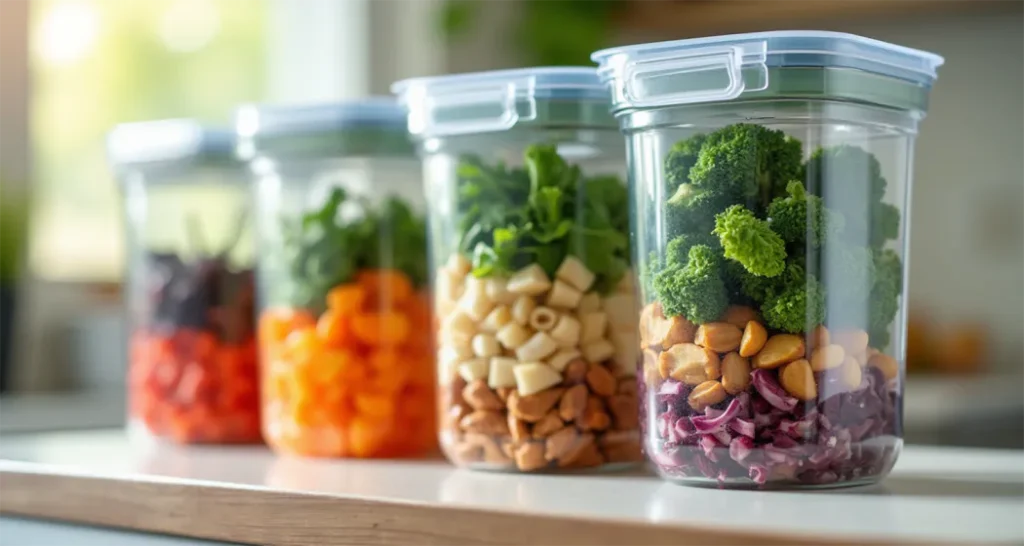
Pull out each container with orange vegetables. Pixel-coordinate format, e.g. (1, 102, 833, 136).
(236, 99, 435, 458)
(109, 120, 260, 444)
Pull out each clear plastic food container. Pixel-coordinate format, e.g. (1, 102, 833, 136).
(393, 68, 641, 472)
(237, 99, 435, 458)
(593, 32, 943, 488)
(110, 120, 260, 444)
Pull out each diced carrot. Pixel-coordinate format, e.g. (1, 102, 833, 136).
(293, 393, 322, 427)
(316, 309, 352, 347)
(260, 308, 317, 346)
(354, 392, 396, 419)
(308, 348, 361, 386)
(358, 269, 413, 307)
(347, 417, 389, 457)
(350, 311, 409, 346)
(283, 327, 321, 363)
(326, 283, 366, 315)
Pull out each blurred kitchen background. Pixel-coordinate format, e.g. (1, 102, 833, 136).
(0, 0, 1021, 447)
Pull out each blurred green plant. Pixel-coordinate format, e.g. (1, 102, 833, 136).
(0, 186, 27, 283)
(439, 0, 625, 66)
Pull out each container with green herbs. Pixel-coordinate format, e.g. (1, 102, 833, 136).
(236, 99, 436, 458)
(594, 32, 943, 488)
(393, 68, 642, 472)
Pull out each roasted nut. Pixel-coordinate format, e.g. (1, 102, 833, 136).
(647, 315, 695, 349)
(558, 384, 588, 421)
(558, 433, 597, 467)
(779, 359, 816, 401)
(617, 377, 637, 395)
(720, 305, 760, 329)
(585, 363, 617, 397)
(563, 442, 605, 468)
(659, 343, 719, 385)
(545, 427, 579, 461)
(531, 410, 566, 438)
(508, 413, 529, 442)
(514, 442, 547, 471)
(500, 439, 515, 459)
(465, 433, 510, 465)
(807, 325, 831, 354)
(810, 344, 846, 372)
(639, 303, 661, 348)
(462, 380, 504, 411)
(562, 358, 589, 385)
(868, 352, 899, 380)
(601, 438, 643, 463)
(607, 394, 638, 430)
(641, 349, 659, 383)
(739, 320, 768, 357)
(694, 322, 743, 353)
(496, 386, 514, 403)
(446, 404, 469, 430)
(840, 355, 863, 388)
(687, 380, 727, 411)
(720, 352, 751, 394)
(580, 407, 611, 432)
(833, 329, 869, 356)
(753, 334, 805, 369)
(508, 387, 564, 422)
(452, 441, 483, 462)
(459, 410, 510, 435)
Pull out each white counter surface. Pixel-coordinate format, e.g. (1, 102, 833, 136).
(1, 430, 1021, 545)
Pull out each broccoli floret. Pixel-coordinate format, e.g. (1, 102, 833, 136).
(664, 183, 731, 238)
(665, 232, 719, 267)
(762, 273, 828, 334)
(652, 244, 728, 323)
(713, 205, 787, 278)
(689, 124, 804, 209)
(868, 248, 903, 347)
(870, 202, 900, 248)
(806, 145, 887, 204)
(767, 180, 845, 247)
(664, 134, 707, 195)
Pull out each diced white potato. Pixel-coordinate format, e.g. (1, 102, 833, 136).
(577, 292, 601, 314)
(515, 331, 559, 362)
(488, 357, 518, 389)
(435, 267, 464, 304)
(496, 322, 532, 350)
(472, 333, 501, 358)
(480, 305, 512, 333)
(511, 295, 537, 326)
(581, 339, 616, 364)
(458, 278, 494, 321)
(579, 311, 608, 344)
(444, 309, 477, 337)
(458, 358, 489, 382)
(513, 363, 562, 396)
(555, 255, 596, 292)
(438, 347, 462, 383)
(506, 264, 552, 296)
(528, 306, 558, 332)
(548, 314, 581, 348)
(547, 348, 581, 372)
(484, 277, 515, 305)
(546, 280, 583, 309)
(602, 293, 638, 330)
(445, 254, 471, 277)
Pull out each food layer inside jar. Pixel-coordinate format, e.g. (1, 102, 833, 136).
(640, 124, 904, 486)
(437, 145, 641, 471)
(257, 188, 435, 458)
(129, 214, 260, 444)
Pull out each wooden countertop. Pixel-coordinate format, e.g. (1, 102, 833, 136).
(0, 430, 1021, 545)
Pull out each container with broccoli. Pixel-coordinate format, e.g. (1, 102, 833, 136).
(394, 68, 642, 472)
(595, 32, 943, 488)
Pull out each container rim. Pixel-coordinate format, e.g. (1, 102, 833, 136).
(391, 66, 607, 100)
(107, 119, 236, 170)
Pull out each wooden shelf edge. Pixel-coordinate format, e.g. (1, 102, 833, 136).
(0, 468, 916, 546)
(619, 0, 1022, 37)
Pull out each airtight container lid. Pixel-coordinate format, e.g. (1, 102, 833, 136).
(391, 67, 616, 137)
(234, 97, 414, 161)
(592, 31, 944, 112)
(107, 120, 237, 176)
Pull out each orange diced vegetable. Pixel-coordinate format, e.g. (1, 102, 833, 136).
(326, 283, 366, 315)
(350, 311, 409, 346)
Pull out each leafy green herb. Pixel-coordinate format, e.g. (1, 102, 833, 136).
(454, 144, 629, 293)
(271, 187, 428, 310)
